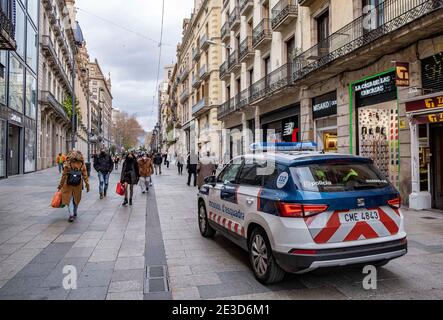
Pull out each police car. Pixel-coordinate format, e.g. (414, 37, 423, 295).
(197, 142, 407, 284)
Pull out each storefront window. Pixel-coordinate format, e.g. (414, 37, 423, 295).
(313, 91, 338, 152)
(25, 71, 36, 119)
(15, 3, 26, 58)
(0, 51, 6, 105)
(24, 127, 35, 173)
(418, 124, 430, 192)
(26, 21, 38, 72)
(9, 56, 25, 113)
(0, 120, 5, 178)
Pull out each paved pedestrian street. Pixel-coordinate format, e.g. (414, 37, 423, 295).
(0, 166, 443, 300)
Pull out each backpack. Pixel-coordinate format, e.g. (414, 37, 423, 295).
(67, 165, 82, 186)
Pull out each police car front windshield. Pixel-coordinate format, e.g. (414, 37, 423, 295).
(290, 162, 390, 192)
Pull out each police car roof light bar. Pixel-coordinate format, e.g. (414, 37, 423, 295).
(250, 142, 318, 152)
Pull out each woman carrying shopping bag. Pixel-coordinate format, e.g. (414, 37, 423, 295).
(57, 150, 90, 222)
(120, 152, 140, 206)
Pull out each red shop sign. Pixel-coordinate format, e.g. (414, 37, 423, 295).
(406, 95, 443, 112)
(413, 112, 443, 124)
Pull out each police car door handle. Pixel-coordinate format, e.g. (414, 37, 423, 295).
(246, 198, 255, 205)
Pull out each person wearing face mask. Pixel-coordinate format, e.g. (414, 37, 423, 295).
(137, 153, 154, 194)
(93, 148, 114, 199)
(120, 152, 140, 206)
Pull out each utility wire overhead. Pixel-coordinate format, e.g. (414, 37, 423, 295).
(151, 0, 166, 118)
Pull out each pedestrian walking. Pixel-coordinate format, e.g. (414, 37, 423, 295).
(93, 148, 114, 199)
(56, 153, 66, 174)
(153, 153, 163, 175)
(114, 155, 120, 171)
(177, 153, 184, 175)
(186, 153, 198, 187)
(137, 153, 154, 194)
(120, 152, 140, 206)
(197, 152, 216, 189)
(57, 151, 90, 222)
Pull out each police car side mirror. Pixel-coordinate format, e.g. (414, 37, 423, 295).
(204, 175, 217, 186)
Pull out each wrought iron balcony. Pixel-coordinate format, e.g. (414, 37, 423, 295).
(219, 61, 230, 81)
(271, 0, 298, 31)
(179, 88, 190, 103)
(221, 21, 230, 43)
(228, 7, 241, 30)
(41, 36, 73, 92)
(239, 37, 254, 63)
(298, 0, 315, 6)
(240, 0, 254, 16)
(223, 0, 229, 9)
(236, 88, 251, 111)
(192, 74, 202, 89)
(217, 98, 238, 120)
(250, 63, 293, 103)
(192, 98, 210, 116)
(252, 19, 272, 50)
(192, 47, 201, 62)
(40, 91, 69, 122)
(228, 51, 240, 73)
(200, 34, 210, 51)
(179, 67, 190, 82)
(47, 5, 57, 25)
(293, 0, 443, 83)
(199, 65, 209, 81)
(0, 2, 16, 50)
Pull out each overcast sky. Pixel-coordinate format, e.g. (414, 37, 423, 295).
(75, 0, 194, 131)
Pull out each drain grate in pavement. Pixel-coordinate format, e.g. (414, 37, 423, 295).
(145, 266, 169, 293)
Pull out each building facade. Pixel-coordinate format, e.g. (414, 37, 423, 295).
(37, 0, 79, 170)
(167, 0, 224, 161)
(1, 0, 39, 178)
(214, 0, 443, 210)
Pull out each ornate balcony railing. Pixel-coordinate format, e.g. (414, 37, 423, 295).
(179, 88, 190, 103)
(293, 0, 443, 82)
(200, 34, 210, 50)
(219, 61, 229, 80)
(228, 7, 241, 29)
(179, 67, 190, 82)
(239, 37, 254, 62)
(240, 0, 254, 16)
(40, 91, 69, 121)
(252, 19, 272, 49)
(0, 3, 16, 50)
(41, 36, 73, 92)
(271, 0, 298, 30)
(221, 21, 230, 41)
(228, 50, 239, 72)
(199, 65, 209, 80)
(218, 98, 237, 120)
(192, 98, 209, 116)
(236, 88, 251, 110)
(250, 63, 293, 103)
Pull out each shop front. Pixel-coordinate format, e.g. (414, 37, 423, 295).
(351, 70, 400, 187)
(261, 104, 300, 144)
(312, 91, 338, 152)
(406, 93, 443, 210)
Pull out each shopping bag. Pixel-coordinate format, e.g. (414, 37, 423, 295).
(51, 191, 63, 208)
(116, 182, 126, 196)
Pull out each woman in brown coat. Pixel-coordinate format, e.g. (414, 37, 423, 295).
(137, 154, 154, 194)
(57, 150, 90, 222)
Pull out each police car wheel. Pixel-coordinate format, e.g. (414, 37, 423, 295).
(198, 202, 215, 238)
(249, 228, 285, 284)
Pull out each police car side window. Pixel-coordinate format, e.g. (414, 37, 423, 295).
(238, 163, 262, 187)
(217, 163, 242, 185)
(263, 165, 285, 189)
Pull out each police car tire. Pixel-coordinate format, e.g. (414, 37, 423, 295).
(198, 202, 216, 238)
(249, 228, 285, 284)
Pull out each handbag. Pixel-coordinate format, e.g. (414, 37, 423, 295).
(51, 191, 63, 208)
(116, 182, 126, 196)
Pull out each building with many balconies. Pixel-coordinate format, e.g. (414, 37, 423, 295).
(217, 0, 443, 210)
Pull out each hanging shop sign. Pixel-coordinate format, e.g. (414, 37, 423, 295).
(312, 91, 337, 119)
(395, 62, 410, 87)
(406, 95, 443, 112)
(354, 71, 397, 107)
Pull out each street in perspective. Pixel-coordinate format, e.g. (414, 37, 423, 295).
(0, 0, 443, 306)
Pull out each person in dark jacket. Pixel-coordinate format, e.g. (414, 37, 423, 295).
(93, 148, 114, 199)
(153, 153, 163, 175)
(186, 153, 198, 187)
(120, 152, 140, 206)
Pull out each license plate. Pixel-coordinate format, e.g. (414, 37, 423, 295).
(339, 210, 380, 224)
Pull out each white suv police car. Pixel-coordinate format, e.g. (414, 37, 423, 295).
(197, 145, 407, 284)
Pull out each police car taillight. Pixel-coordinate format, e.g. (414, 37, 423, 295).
(277, 203, 329, 218)
(388, 197, 401, 209)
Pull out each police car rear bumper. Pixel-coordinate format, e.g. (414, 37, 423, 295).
(273, 238, 407, 274)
